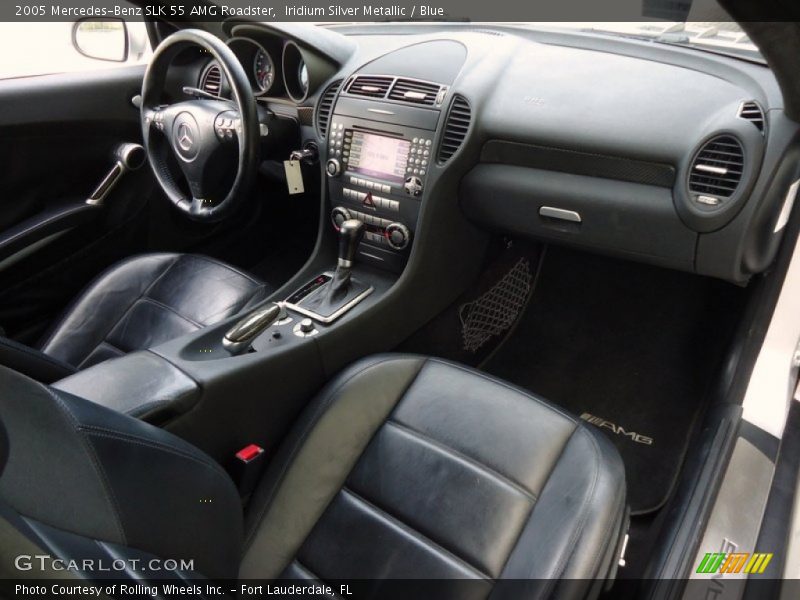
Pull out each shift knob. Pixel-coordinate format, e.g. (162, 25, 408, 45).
(338, 219, 365, 268)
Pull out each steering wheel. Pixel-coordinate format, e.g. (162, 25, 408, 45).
(141, 29, 259, 222)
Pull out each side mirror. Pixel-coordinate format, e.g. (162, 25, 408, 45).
(72, 19, 129, 62)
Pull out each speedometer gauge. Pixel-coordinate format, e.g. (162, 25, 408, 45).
(253, 49, 274, 93)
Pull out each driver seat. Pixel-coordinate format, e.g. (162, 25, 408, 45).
(0, 253, 269, 382)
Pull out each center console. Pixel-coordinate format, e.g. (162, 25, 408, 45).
(47, 39, 480, 470)
(323, 92, 440, 272)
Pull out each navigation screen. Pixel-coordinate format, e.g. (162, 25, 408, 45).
(348, 131, 410, 183)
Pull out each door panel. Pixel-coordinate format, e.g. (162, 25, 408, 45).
(0, 65, 156, 342)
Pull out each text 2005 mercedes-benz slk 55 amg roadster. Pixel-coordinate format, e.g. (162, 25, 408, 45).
(2, 1, 800, 598)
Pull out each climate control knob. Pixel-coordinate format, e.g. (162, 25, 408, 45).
(385, 222, 411, 250)
(325, 158, 342, 177)
(331, 206, 352, 231)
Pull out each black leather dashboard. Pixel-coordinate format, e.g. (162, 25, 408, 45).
(216, 22, 800, 284)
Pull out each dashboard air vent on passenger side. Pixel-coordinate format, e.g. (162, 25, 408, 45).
(437, 95, 471, 163)
(738, 101, 765, 133)
(200, 64, 222, 97)
(316, 80, 342, 138)
(388, 79, 443, 106)
(346, 75, 393, 99)
(688, 135, 745, 201)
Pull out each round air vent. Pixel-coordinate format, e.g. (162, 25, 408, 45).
(687, 135, 744, 207)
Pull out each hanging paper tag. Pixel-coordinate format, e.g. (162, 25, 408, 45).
(284, 160, 304, 195)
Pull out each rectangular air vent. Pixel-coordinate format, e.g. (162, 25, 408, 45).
(316, 80, 342, 138)
(201, 65, 221, 97)
(388, 78, 443, 106)
(438, 95, 471, 163)
(346, 75, 393, 99)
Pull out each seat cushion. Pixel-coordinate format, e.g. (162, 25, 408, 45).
(39, 253, 269, 369)
(240, 355, 627, 596)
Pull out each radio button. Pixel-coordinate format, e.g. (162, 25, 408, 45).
(404, 176, 423, 197)
(326, 159, 342, 177)
(381, 184, 391, 193)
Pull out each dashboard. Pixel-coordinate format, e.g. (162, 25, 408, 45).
(182, 21, 800, 284)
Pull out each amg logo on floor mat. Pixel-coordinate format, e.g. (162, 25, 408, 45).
(580, 413, 654, 445)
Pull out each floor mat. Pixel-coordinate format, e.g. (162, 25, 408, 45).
(483, 246, 746, 514)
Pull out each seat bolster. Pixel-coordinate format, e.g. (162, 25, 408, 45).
(240, 355, 427, 579)
(0, 335, 76, 383)
(497, 425, 627, 586)
(0, 366, 243, 579)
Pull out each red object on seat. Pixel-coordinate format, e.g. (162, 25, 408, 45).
(235, 444, 263, 463)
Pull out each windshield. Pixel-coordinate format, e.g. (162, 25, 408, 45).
(525, 22, 762, 62)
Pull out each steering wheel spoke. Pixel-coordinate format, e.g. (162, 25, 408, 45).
(189, 196, 216, 217)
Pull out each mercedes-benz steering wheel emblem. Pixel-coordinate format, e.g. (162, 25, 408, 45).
(177, 123, 194, 151)
(172, 113, 200, 161)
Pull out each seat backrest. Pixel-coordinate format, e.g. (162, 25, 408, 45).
(0, 366, 243, 580)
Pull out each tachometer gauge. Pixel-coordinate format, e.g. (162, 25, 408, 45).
(253, 49, 274, 93)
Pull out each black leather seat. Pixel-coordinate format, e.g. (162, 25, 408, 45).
(0, 253, 268, 381)
(0, 355, 628, 598)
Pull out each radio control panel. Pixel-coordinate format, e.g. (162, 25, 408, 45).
(324, 114, 437, 272)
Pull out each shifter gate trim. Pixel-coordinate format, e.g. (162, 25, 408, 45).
(285, 271, 374, 324)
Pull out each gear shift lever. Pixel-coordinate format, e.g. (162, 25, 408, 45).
(287, 218, 373, 322)
(337, 219, 365, 269)
(328, 219, 364, 301)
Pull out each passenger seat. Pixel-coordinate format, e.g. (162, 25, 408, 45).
(0, 355, 628, 598)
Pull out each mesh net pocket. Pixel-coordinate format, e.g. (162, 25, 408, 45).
(458, 257, 533, 353)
